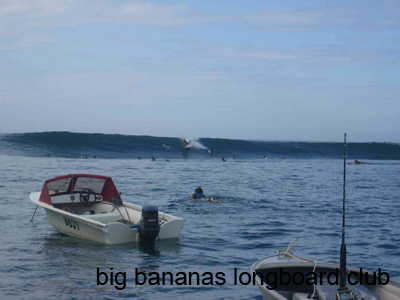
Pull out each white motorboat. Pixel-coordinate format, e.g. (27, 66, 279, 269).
(30, 174, 184, 244)
(251, 134, 400, 300)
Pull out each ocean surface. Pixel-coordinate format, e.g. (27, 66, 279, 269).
(0, 133, 399, 300)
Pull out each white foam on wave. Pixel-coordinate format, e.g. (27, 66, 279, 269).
(186, 138, 207, 150)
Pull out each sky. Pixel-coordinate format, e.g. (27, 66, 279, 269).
(0, 0, 399, 142)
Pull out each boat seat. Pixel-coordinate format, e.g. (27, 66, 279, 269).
(84, 213, 121, 224)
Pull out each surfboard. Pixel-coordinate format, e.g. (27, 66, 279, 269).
(347, 162, 373, 165)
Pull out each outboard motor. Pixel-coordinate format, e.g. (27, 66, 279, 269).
(139, 205, 160, 244)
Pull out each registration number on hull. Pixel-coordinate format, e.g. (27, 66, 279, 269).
(63, 216, 80, 230)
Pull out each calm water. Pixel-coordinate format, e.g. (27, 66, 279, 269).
(0, 156, 399, 299)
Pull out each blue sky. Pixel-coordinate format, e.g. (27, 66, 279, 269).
(0, 0, 399, 142)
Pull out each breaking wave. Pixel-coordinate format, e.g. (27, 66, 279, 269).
(1, 132, 399, 159)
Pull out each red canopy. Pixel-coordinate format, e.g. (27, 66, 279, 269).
(39, 174, 121, 206)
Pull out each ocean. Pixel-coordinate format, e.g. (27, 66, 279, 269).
(0, 132, 399, 299)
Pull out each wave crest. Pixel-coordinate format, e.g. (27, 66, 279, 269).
(1, 132, 399, 159)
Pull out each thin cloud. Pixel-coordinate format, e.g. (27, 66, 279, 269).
(0, 0, 220, 49)
(0, 96, 13, 101)
(236, 10, 325, 31)
(0, 0, 217, 28)
(0, 35, 56, 50)
(0, 1, 325, 30)
(1, 0, 399, 51)
(197, 46, 400, 66)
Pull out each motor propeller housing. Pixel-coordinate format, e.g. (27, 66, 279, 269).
(139, 205, 160, 244)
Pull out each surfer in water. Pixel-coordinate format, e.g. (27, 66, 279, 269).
(348, 160, 372, 165)
(190, 187, 221, 203)
(222, 158, 227, 162)
(183, 139, 189, 148)
(152, 157, 156, 161)
(353, 160, 371, 164)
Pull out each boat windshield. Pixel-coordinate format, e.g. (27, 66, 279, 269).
(47, 176, 106, 195)
(39, 174, 120, 205)
(73, 177, 105, 194)
(47, 177, 72, 195)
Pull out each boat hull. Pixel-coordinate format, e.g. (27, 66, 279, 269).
(45, 208, 139, 244)
(30, 192, 184, 244)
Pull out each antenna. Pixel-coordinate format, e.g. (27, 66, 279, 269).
(336, 133, 355, 300)
(339, 133, 347, 290)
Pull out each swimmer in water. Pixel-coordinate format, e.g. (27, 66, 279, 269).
(190, 187, 221, 203)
